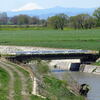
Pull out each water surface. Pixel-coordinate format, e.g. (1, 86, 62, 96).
(53, 71, 100, 100)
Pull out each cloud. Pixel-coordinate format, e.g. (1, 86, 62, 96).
(12, 2, 43, 12)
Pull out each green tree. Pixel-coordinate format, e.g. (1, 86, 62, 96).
(83, 16, 96, 29)
(57, 14, 69, 30)
(47, 14, 68, 30)
(17, 15, 30, 25)
(48, 16, 59, 29)
(70, 14, 96, 29)
(93, 7, 100, 26)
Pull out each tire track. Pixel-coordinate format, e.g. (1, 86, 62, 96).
(0, 60, 30, 100)
(0, 63, 14, 100)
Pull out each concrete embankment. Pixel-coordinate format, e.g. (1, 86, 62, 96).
(49, 59, 80, 71)
(80, 64, 100, 75)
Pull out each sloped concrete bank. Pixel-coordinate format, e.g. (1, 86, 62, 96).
(80, 57, 100, 74)
(80, 64, 100, 75)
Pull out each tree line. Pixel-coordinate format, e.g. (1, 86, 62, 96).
(0, 13, 46, 26)
(0, 7, 100, 30)
(47, 7, 100, 30)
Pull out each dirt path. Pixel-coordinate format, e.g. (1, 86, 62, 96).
(0, 63, 14, 100)
(0, 60, 31, 100)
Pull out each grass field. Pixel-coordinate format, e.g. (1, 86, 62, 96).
(93, 61, 100, 66)
(0, 29, 100, 50)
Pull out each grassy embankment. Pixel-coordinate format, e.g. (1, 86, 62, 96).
(0, 68, 10, 100)
(0, 28, 100, 50)
(92, 61, 100, 66)
(31, 75, 84, 100)
(46, 75, 84, 100)
(30, 60, 84, 100)
(13, 71, 22, 100)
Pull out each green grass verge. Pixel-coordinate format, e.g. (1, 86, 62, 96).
(0, 29, 100, 50)
(92, 61, 100, 66)
(14, 65, 33, 93)
(36, 61, 49, 75)
(42, 75, 84, 100)
(0, 67, 10, 100)
(13, 72, 22, 100)
(31, 95, 48, 100)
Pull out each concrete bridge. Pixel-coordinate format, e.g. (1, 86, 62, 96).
(6, 49, 100, 71)
(7, 49, 99, 63)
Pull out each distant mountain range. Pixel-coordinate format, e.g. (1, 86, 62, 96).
(7, 7, 96, 19)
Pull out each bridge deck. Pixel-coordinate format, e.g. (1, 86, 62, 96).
(15, 49, 98, 55)
(7, 49, 100, 63)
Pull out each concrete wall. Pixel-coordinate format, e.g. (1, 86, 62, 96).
(82, 65, 100, 74)
(49, 59, 80, 71)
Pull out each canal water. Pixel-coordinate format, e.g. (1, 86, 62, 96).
(53, 71, 100, 100)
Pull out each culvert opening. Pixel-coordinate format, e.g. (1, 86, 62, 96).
(70, 63, 81, 71)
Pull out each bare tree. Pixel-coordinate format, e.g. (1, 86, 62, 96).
(0, 12, 8, 25)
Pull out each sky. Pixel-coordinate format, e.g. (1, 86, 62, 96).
(0, 0, 100, 11)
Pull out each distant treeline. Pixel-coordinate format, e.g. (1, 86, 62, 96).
(0, 7, 100, 30)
